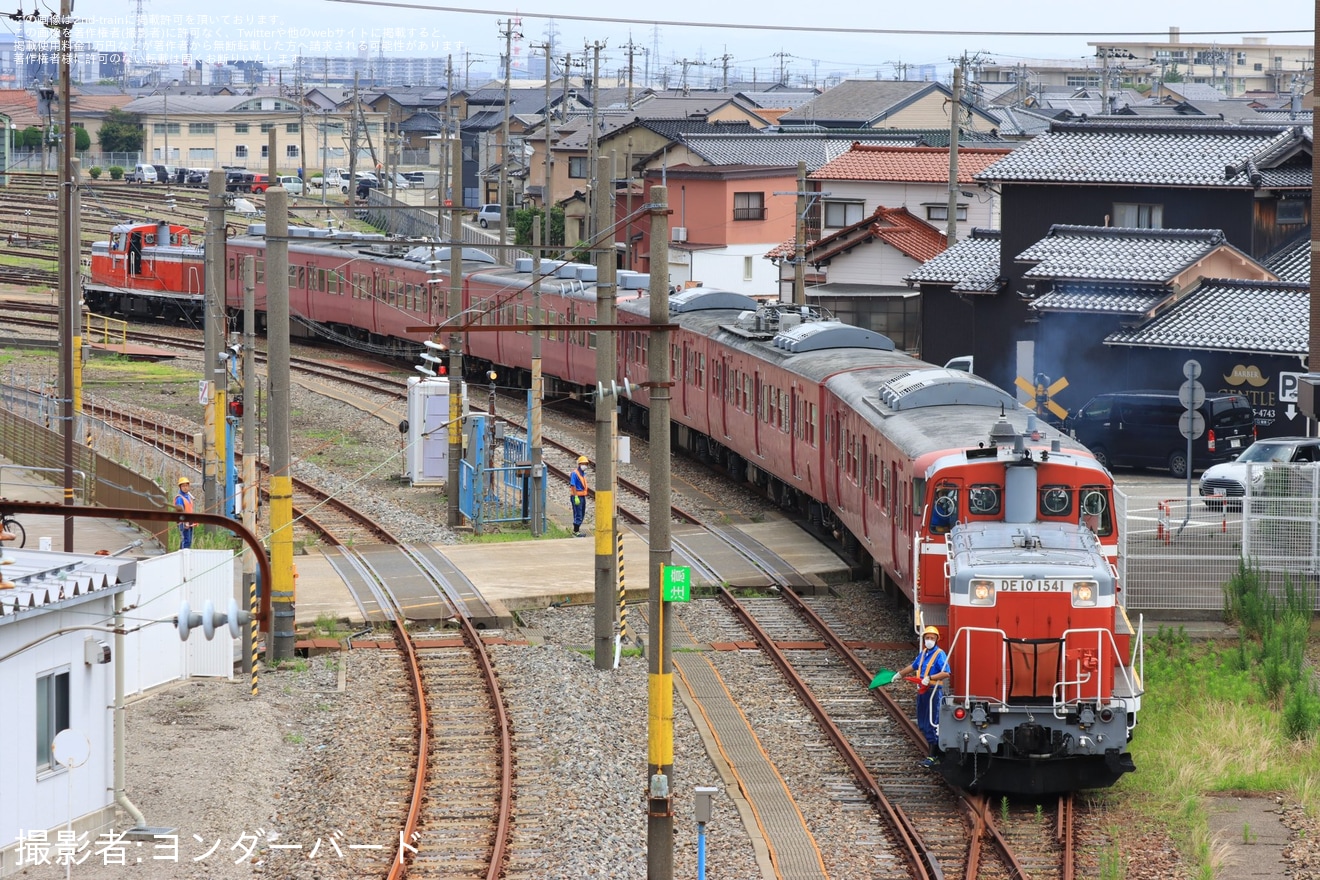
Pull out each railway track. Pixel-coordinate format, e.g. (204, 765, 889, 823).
(689, 527, 1084, 879)
(84, 399, 400, 545)
(340, 545, 515, 880)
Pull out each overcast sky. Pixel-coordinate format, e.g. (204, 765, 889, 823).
(12, 0, 1316, 87)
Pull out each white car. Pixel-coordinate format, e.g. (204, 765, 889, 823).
(1198, 437, 1320, 508)
(277, 175, 304, 195)
(475, 204, 502, 228)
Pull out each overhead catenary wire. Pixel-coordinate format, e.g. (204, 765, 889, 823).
(323, 0, 1312, 39)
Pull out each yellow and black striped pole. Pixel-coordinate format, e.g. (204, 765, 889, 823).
(617, 531, 629, 643)
(249, 576, 259, 695)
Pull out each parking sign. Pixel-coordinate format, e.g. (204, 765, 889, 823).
(1280, 372, 1302, 403)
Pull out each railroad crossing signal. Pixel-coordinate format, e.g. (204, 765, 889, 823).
(661, 564, 691, 602)
(1015, 373, 1069, 421)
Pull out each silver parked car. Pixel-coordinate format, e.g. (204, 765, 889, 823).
(1198, 436, 1320, 508)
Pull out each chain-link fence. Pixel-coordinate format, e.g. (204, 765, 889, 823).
(1119, 464, 1320, 614)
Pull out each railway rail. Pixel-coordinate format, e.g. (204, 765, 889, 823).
(694, 527, 1084, 879)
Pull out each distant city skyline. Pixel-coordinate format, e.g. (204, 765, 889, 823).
(3, 0, 1313, 89)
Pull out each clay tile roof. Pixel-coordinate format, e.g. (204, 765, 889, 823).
(811, 144, 1013, 184)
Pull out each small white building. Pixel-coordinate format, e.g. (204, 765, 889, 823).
(0, 548, 236, 878)
(0, 550, 132, 877)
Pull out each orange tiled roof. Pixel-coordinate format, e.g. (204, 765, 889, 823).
(810, 144, 1012, 184)
(810, 205, 946, 264)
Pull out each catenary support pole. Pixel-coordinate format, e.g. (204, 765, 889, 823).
(593, 155, 617, 670)
(530, 222, 544, 535)
(57, 0, 73, 549)
(447, 136, 465, 528)
(71, 159, 83, 418)
(241, 255, 258, 684)
(645, 184, 674, 880)
(205, 160, 227, 523)
(266, 185, 295, 661)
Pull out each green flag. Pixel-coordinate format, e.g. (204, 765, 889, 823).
(869, 668, 899, 688)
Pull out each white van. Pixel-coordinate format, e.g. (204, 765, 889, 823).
(126, 163, 157, 184)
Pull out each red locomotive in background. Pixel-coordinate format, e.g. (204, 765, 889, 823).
(86, 221, 1143, 794)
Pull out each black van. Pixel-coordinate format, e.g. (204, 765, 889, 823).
(1065, 391, 1256, 478)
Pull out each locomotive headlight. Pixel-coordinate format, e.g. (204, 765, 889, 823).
(1072, 581, 1097, 606)
(970, 579, 995, 605)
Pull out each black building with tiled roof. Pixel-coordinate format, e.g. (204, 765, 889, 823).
(950, 120, 1313, 433)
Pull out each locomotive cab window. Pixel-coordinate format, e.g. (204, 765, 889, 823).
(967, 484, 1002, 516)
(930, 485, 958, 534)
(1079, 485, 1114, 537)
(1039, 485, 1073, 518)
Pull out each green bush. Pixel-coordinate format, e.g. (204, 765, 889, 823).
(108, 165, 124, 180)
(513, 206, 565, 248)
(1224, 559, 1319, 739)
(1282, 681, 1320, 740)
(88, 166, 103, 179)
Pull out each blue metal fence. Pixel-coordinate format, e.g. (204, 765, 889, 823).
(457, 416, 546, 532)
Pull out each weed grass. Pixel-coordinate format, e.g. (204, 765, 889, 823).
(1117, 600, 1319, 878)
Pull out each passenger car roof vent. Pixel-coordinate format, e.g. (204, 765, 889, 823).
(879, 368, 1018, 411)
(772, 320, 895, 353)
(669, 288, 760, 314)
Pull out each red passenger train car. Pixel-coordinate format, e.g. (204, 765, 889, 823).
(85, 224, 1144, 794)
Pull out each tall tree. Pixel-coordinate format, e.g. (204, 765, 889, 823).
(97, 107, 143, 153)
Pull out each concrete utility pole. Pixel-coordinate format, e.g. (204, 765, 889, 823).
(645, 184, 674, 880)
(447, 137, 465, 528)
(444, 54, 454, 202)
(498, 18, 520, 255)
(55, 0, 73, 549)
(532, 41, 554, 249)
(593, 155, 617, 671)
(623, 37, 641, 106)
(717, 51, 734, 91)
(204, 165, 227, 520)
(347, 70, 360, 228)
(241, 255, 258, 682)
(266, 186, 295, 661)
(946, 64, 963, 245)
(296, 55, 307, 185)
(530, 222, 544, 535)
(794, 160, 807, 305)
(586, 40, 605, 242)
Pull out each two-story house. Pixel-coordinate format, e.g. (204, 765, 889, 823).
(767, 205, 946, 350)
(638, 163, 798, 294)
(809, 143, 1013, 237)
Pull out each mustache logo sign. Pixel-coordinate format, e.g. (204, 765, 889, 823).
(1223, 365, 1269, 387)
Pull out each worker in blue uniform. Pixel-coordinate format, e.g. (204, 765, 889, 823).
(893, 625, 951, 767)
(569, 455, 589, 536)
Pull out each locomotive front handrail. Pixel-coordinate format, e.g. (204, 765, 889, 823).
(945, 624, 1010, 707)
(1052, 626, 1143, 726)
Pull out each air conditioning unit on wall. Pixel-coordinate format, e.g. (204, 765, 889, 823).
(671, 226, 688, 242)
